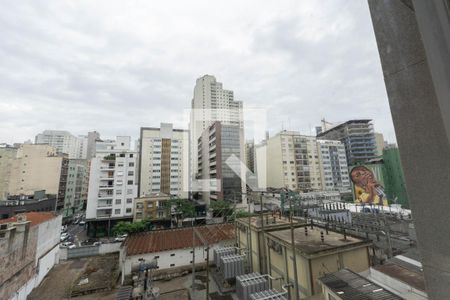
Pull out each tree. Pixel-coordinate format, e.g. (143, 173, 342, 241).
(166, 198, 195, 219)
(210, 200, 233, 217)
(112, 219, 151, 235)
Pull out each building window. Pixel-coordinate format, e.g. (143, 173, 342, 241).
(115, 209, 121, 214)
(127, 198, 132, 204)
(127, 180, 133, 185)
(128, 171, 134, 176)
(170, 253, 175, 257)
(170, 264, 175, 267)
(129, 154, 134, 158)
(115, 199, 121, 204)
(154, 256, 159, 259)
(116, 190, 122, 195)
(127, 189, 133, 195)
(129, 162, 134, 167)
(126, 208, 132, 213)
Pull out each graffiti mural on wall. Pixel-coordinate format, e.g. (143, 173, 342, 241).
(350, 166, 388, 206)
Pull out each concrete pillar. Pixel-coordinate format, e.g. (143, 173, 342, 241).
(368, 1, 450, 299)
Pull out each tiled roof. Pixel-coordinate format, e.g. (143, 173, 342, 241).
(0, 212, 57, 227)
(124, 223, 235, 256)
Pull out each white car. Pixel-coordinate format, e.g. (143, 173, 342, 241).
(60, 242, 76, 249)
(114, 234, 128, 242)
(79, 220, 86, 226)
(60, 233, 69, 241)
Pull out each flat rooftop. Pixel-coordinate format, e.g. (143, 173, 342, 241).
(267, 226, 370, 255)
(236, 214, 306, 230)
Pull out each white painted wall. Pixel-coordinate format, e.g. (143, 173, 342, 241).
(36, 245, 59, 286)
(36, 215, 62, 261)
(122, 240, 235, 278)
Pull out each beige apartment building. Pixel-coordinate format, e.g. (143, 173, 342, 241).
(0, 145, 18, 199)
(139, 124, 189, 199)
(8, 144, 68, 209)
(256, 131, 350, 192)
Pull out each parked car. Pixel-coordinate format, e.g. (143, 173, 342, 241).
(79, 220, 86, 226)
(61, 225, 68, 233)
(93, 241, 102, 246)
(60, 242, 76, 249)
(60, 233, 69, 242)
(73, 219, 79, 225)
(81, 238, 98, 246)
(114, 234, 128, 242)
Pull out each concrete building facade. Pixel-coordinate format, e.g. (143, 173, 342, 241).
(86, 137, 138, 237)
(265, 226, 371, 299)
(35, 130, 81, 159)
(317, 140, 351, 192)
(133, 193, 171, 222)
(317, 120, 377, 166)
(7, 144, 68, 210)
(138, 124, 189, 199)
(257, 131, 349, 192)
(63, 159, 89, 217)
(190, 75, 244, 197)
(197, 122, 245, 204)
(0, 145, 18, 200)
(0, 212, 62, 300)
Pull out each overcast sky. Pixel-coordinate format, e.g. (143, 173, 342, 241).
(0, 0, 396, 144)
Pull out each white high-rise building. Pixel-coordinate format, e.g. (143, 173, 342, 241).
(35, 130, 80, 158)
(317, 140, 351, 192)
(138, 123, 189, 199)
(35, 130, 95, 159)
(86, 136, 138, 236)
(190, 75, 244, 202)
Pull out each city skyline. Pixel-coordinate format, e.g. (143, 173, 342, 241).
(1, 0, 395, 145)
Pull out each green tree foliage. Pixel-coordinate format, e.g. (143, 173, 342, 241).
(165, 198, 195, 219)
(210, 200, 233, 217)
(112, 219, 151, 235)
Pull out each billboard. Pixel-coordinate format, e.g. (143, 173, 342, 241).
(350, 165, 388, 206)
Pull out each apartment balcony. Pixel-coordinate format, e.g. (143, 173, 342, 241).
(98, 193, 113, 199)
(100, 165, 115, 171)
(96, 209, 112, 218)
(102, 155, 116, 161)
(100, 176, 115, 180)
(99, 185, 114, 190)
(97, 203, 112, 208)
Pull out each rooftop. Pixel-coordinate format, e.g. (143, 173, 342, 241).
(267, 226, 370, 255)
(373, 255, 425, 292)
(319, 268, 402, 300)
(124, 223, 235, 256)
(317, 119, 372, 137)
(236, 215, 306, 231)
(0, 212, 57, 226)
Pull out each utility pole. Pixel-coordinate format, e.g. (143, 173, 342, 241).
(191, 222, 196, 299)
(259, 192, 265, 273)
(247, 198, 253, 271)
(289, 193, 300, 300)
